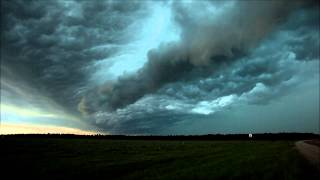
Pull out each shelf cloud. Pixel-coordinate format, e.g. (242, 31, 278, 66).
(1, 0, 319, 134)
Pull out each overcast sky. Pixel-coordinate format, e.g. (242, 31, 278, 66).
(1, 0, 319, 134)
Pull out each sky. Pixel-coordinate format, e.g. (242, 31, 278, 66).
(0, 0, 319, 135)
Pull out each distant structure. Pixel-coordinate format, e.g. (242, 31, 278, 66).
(249, 133, 253, 138)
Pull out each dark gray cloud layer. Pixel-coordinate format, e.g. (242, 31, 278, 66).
(1, 0, 319, 134)
(1, 0, 147, 111)
(82, 1, 314, 112)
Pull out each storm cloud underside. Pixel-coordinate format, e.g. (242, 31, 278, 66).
(1, 0, 319, 134)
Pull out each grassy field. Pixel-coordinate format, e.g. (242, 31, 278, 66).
(1, 137, 319, 179)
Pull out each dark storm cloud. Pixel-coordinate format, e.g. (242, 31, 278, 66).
(1, 0, 318, 134)
(161, 1, 319, 104)
(89, 94, 200, 134)
(83, 0, 306, 113)
(1, 0, 146, 111)
(159, 7, 319, 106)
(87, 1, 319, 134)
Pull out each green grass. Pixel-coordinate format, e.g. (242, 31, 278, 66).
(1, 138, 319, 179)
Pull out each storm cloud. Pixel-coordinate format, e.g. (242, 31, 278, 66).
(1, 0, 319, 134)
(82, 1, 310, 112)
(1, 0, 147, 111)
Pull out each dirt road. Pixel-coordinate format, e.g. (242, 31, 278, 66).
(295, 140, 320, 170)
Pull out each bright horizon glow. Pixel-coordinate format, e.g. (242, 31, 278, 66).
(0, 103, 95, 133)
(0, 103, 82, 123)
(0, 123, 102, 135)
(1, 68, 95, 133)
